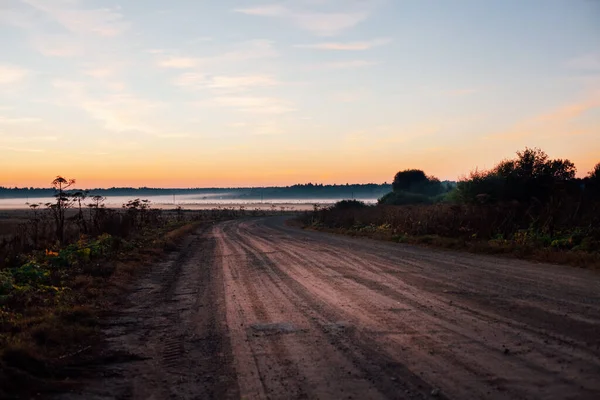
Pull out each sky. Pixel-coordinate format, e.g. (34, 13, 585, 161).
(0, 0, 599, 188)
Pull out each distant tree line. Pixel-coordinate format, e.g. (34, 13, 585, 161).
(242, 183, 392, 200)
(0, 187, 234, 199)
(0, 183, 394, 200)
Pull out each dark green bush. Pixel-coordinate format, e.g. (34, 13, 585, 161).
(391, 169, 447, 196)
(330, 200, 369, 210)
(378, 191, 432, 205)
(456, 148, 578, 203)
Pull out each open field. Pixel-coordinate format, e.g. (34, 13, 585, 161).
(59, 216, 600, 400)
(0, 202, 325, 212)
(0, 205, 303, 241)
(0, 198, 372, 211)
(149, 202, 321, 211)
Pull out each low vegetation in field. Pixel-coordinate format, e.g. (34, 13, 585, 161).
(0, 176, 288, 397)
(302, 148, 600, 267)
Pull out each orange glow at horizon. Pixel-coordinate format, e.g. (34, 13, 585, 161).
(2, 144, 598, 189)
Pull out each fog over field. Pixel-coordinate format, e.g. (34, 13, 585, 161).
(0, 194, 378, 210)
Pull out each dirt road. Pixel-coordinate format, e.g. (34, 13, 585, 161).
(62, 217, 600, 400)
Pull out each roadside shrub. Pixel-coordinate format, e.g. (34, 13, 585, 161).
(590, 163, 600, 180)
(378, 191, 432, 205)
(392, 169, 445, 196)
(586, 162, 600, 197)
(0, 270, 14, 297)
(306, 200, 600, 254)
(573, 237, 600, 252)
(12, 263, 49, 286)
(331, 200, 368, 210)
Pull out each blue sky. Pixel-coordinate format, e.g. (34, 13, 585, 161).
(0, 0, 599, 187)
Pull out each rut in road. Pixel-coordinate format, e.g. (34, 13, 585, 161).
(59, 217, 600, 400)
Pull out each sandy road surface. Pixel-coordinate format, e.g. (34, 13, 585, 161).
(61, 217, 600, 400)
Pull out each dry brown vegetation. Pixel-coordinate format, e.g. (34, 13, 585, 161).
(303, 203, 600, 269)
(0, 176, 293, 398)
(0, 211, 240, 398)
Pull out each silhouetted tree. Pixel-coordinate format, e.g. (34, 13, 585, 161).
(589, 163, 600, 182)
(391, 169, 444, 197)
(123, 198, 151, 227)
(586, 162, 600, 197)
(494, 148, 575, 182)
(72, 190, 89, 233)
(457, 148, 577, 203)
(27, 203, 42, 247)
(88, 195, 106, 231)
(392, 170, 428, 192)
(46, 176, 76, 243)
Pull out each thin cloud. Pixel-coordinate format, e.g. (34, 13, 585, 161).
(568, 53, 600, 71)
(175, 74, 280, 91)
(488, 93, 600, 141)
(235, 4, 287, 17)
(157, 40, 277, 69)
(81, 96, 163, 133)
(0, 145, 45, 153)
(30, 34, 82, 57)
(292, 11, 368, 36)
(159, 57, 199, 69)
(0, 116, 41, 124)
(0, 5, 36, 30)
(0, 134, 57, 143)
(331, 90, 367, 103)
(212, 39, 277, 63)
(146, 49, 167, 55)
(227, 122, 249, 128)
(253, 123, 285, 136)
(0, 65, 29, 84)
(537, 95, 600, 123)
(208, 96, 296, 115)
(174, 73, 206, 87)
(227, 121, 285, 136)
(311, 60, 378, 70)
(445, 88, 479, 96)
(51, 79, 165, 134)
(234, 3, 372, 36)
(84, 67, 116, 79)
(295, 38, 391, 51)
(188, 36, 214, 44)
(153, 133, 192, 139)
(22, 0, 128, 37)
(209, 75, 279, 89)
